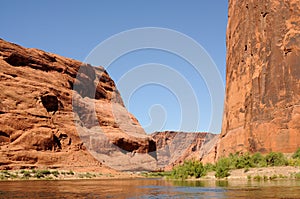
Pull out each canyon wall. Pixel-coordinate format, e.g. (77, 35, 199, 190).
(1, 0, 299, 170)
(0, 39, 156, 171)
(217, 0, 300, 158)
(151, 131, 217, 169)
(0, 39, 216, 171)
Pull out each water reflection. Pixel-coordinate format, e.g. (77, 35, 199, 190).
(0, 179, 299, 198)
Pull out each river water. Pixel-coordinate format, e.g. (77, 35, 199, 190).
(0, 179, 299, 198)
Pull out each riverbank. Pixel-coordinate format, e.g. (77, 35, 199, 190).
(193, 166, 300, 181)
(145, 166, 300, 181)
(0, 169, 142, 181)
(1, 165, 300, 181)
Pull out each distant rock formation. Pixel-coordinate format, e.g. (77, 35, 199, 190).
(0, 38, 156, 171)
(217, 0, 300, 158)
(151, 131, 217, 169)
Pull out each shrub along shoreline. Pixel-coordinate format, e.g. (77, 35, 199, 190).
(1, 148, 300, 181)
(0, 169, 141, 181)
(158, 148, 300, 180)
(0, 169, 103, 181)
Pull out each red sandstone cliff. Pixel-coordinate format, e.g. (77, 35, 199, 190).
(217, 0, 300, 158)
(2, 0, 299, 170)
(151, 131, 217, 169)
(0, 38, 156, 171)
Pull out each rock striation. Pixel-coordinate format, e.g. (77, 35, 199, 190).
(0, 38, 156, 171)
(217, 0, 300, 158)
(151, 131, 217, 169)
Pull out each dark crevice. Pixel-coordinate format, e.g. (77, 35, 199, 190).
(261, 12, 269, 18)
(53, 135, 62, 149)
(113, 138, 140, 152)
(0, 131, 10, 138)
(4, 53, 30, 66)
(67, 79, 74, 89)
(42, 53, 57, 63)
(3, 72, 17, 78)
(284, 48, 292, 55)
(41, 94, 59, 113)
(59, 133, 68, 139)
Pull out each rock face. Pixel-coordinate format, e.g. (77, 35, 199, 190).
(217, 0, 300, 158)
(151, 131, 217, 169)
(0, 38, 156, 171)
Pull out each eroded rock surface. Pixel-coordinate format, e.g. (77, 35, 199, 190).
(0, 38, 156, 171)
(151, 131, 217, 169)
(217, 0, 300, 158)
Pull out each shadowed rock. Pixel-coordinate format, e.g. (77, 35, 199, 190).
(0, 38, 156, 171)
(151, 131, 217, 169)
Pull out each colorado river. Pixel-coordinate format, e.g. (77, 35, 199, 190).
(0, 179, 300, 198)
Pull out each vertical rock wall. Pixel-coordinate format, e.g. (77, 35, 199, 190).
(217, 0, 300, 157)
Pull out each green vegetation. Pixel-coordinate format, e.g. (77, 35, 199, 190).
(78, 172, 97, 179)
(247, 174, 289, 181)
(0, 170, 19, 180)
(0, 148, 299, 181)
(0, 169, 79, 180)
(40, 170, 51, 175)
(34, 171, 45, 179)
(67, 170, 74, 175)
(166, 147, 300, 180)
(170, 161, 206, 180)
(265, 152, 288, 166)
(292, 148, 300, 159)
(215, 158, 230, 178)
(51, 170, 60, 177)
(288, 149, 300, 166)
(251, 152, 267, 167)
(253, 175, 262, 181)
(0, 169, 107, 181)
(230, 153, 254, 169)
(204, 163, 215, 172)
(28, 170, 52, 179)
(288, 158, 300, 166)
(143, 171, 171, 178)
(294, 173, 300, 179)
(22, 170, 31, 179)
(278, 174, 287, 178)
(269, 174, 278, 180)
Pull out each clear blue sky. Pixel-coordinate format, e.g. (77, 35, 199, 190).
(1, 1, 228, 134)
